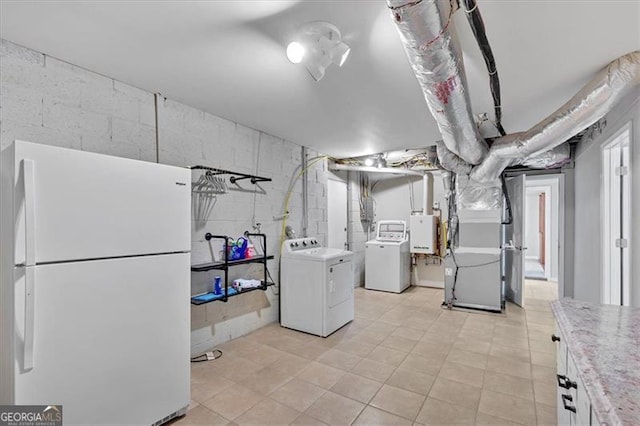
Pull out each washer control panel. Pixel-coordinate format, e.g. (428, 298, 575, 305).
(376, 220, 407, 242)
(283, 237, 321, 252)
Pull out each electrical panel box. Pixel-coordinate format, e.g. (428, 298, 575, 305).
(410, 214, 436, 254)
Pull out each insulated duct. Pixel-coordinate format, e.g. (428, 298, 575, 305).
(472, 51, 640, 183)
(436, 140, 472, 175)
(520, 142, 571, 169)
(388, 0, 488, 165)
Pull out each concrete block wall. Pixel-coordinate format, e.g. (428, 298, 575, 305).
(0, 40, 156, 159)
(1, 38, 330, 354)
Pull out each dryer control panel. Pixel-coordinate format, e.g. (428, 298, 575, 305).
(283, 237, 321, 253)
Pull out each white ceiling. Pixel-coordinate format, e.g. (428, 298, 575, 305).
(1, 1, 638, 158)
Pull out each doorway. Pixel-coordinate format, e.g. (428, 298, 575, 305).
(602, 123, 632, 306)
(524, 186, 551, 280)
(523, 174, 563, 301)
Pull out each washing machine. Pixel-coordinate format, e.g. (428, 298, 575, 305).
(365, 220, 411, 293)
(280, 237, 354, 337)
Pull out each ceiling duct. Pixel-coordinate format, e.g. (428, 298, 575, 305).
(519, 142, 571, 169)
(387, 0, 488, 165)
(435, 140, 472, 175)
(388, 0, 637, 211)
(472, 51, 640, 183)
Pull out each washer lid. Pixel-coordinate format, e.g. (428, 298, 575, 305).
(285, 247, 353, 262)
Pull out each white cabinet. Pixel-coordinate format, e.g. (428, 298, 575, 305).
(553, 323, 594, 425)
(553, 325, 571, 425)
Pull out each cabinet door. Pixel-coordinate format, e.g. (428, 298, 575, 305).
(554, 326, 571, 425)
(565, 352, 579, 424)
(567, 352, 591, 425)
(590, 406, 599, 425)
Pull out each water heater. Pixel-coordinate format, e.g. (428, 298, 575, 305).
(410, 214, 436, 254)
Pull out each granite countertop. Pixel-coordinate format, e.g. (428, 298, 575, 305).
(551, 298, 640, 425)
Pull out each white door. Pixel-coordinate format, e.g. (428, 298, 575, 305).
(12, 140, 190, 264)
(505, 175, 526, 307)
(327, 178, 348, 250)
(602, 125, 631, 305)
(13, 253, 190, 425)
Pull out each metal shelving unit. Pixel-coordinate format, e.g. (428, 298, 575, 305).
(190, 232, 273, 304)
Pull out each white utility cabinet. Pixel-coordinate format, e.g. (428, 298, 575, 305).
(410, 214, 436, 254)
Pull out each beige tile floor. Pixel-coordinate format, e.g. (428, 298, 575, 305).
(176, 280, 558, 425)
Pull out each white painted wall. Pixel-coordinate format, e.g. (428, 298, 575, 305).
(369, 172, 447, 287)
(573, 92, 640, 306)
(0, 39, 332, 354)
(525, 191, 541, 260)
(372, 172, 447, 223)
(373, 176, 422, 222)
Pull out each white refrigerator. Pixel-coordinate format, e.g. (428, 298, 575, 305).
(0, 140, 191, 425)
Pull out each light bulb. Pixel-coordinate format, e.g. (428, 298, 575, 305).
(364, 158, 374, 167)
(286, 42, 305, 64)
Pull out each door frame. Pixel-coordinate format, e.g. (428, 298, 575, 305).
(601, 121, 632, 306)
(525, 185, 552, 280)
(539, 191, 546, 267)
(513, 172, 565, 298)
(504, 174, 526, 307)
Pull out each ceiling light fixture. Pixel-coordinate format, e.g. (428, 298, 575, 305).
(363, 158, 374, 167)
(286, 41, 305, 64)
(286, 21, 350, 81)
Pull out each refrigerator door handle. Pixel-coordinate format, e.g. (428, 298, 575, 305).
(24, 267, 35, 370)
(23, 159, 36, 266)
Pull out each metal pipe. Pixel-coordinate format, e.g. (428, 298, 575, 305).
(422, 173, 428, 214)
(387, 0, 488, 165)
(329, 163, 427, 176)
(301, 146, 308, 237)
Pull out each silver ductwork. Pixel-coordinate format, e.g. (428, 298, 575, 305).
(472, 51, 640, 183)
(436, 140, 472, 175)
(520, 142, 571, 169)
(388, 0, 488, 165)
(451, 51, 638, 210)
(389, 0, 638, 210)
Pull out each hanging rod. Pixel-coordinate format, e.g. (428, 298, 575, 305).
(190, 165, 272, 184)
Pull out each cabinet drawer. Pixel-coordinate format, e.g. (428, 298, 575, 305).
(554, 323, 567, 373)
